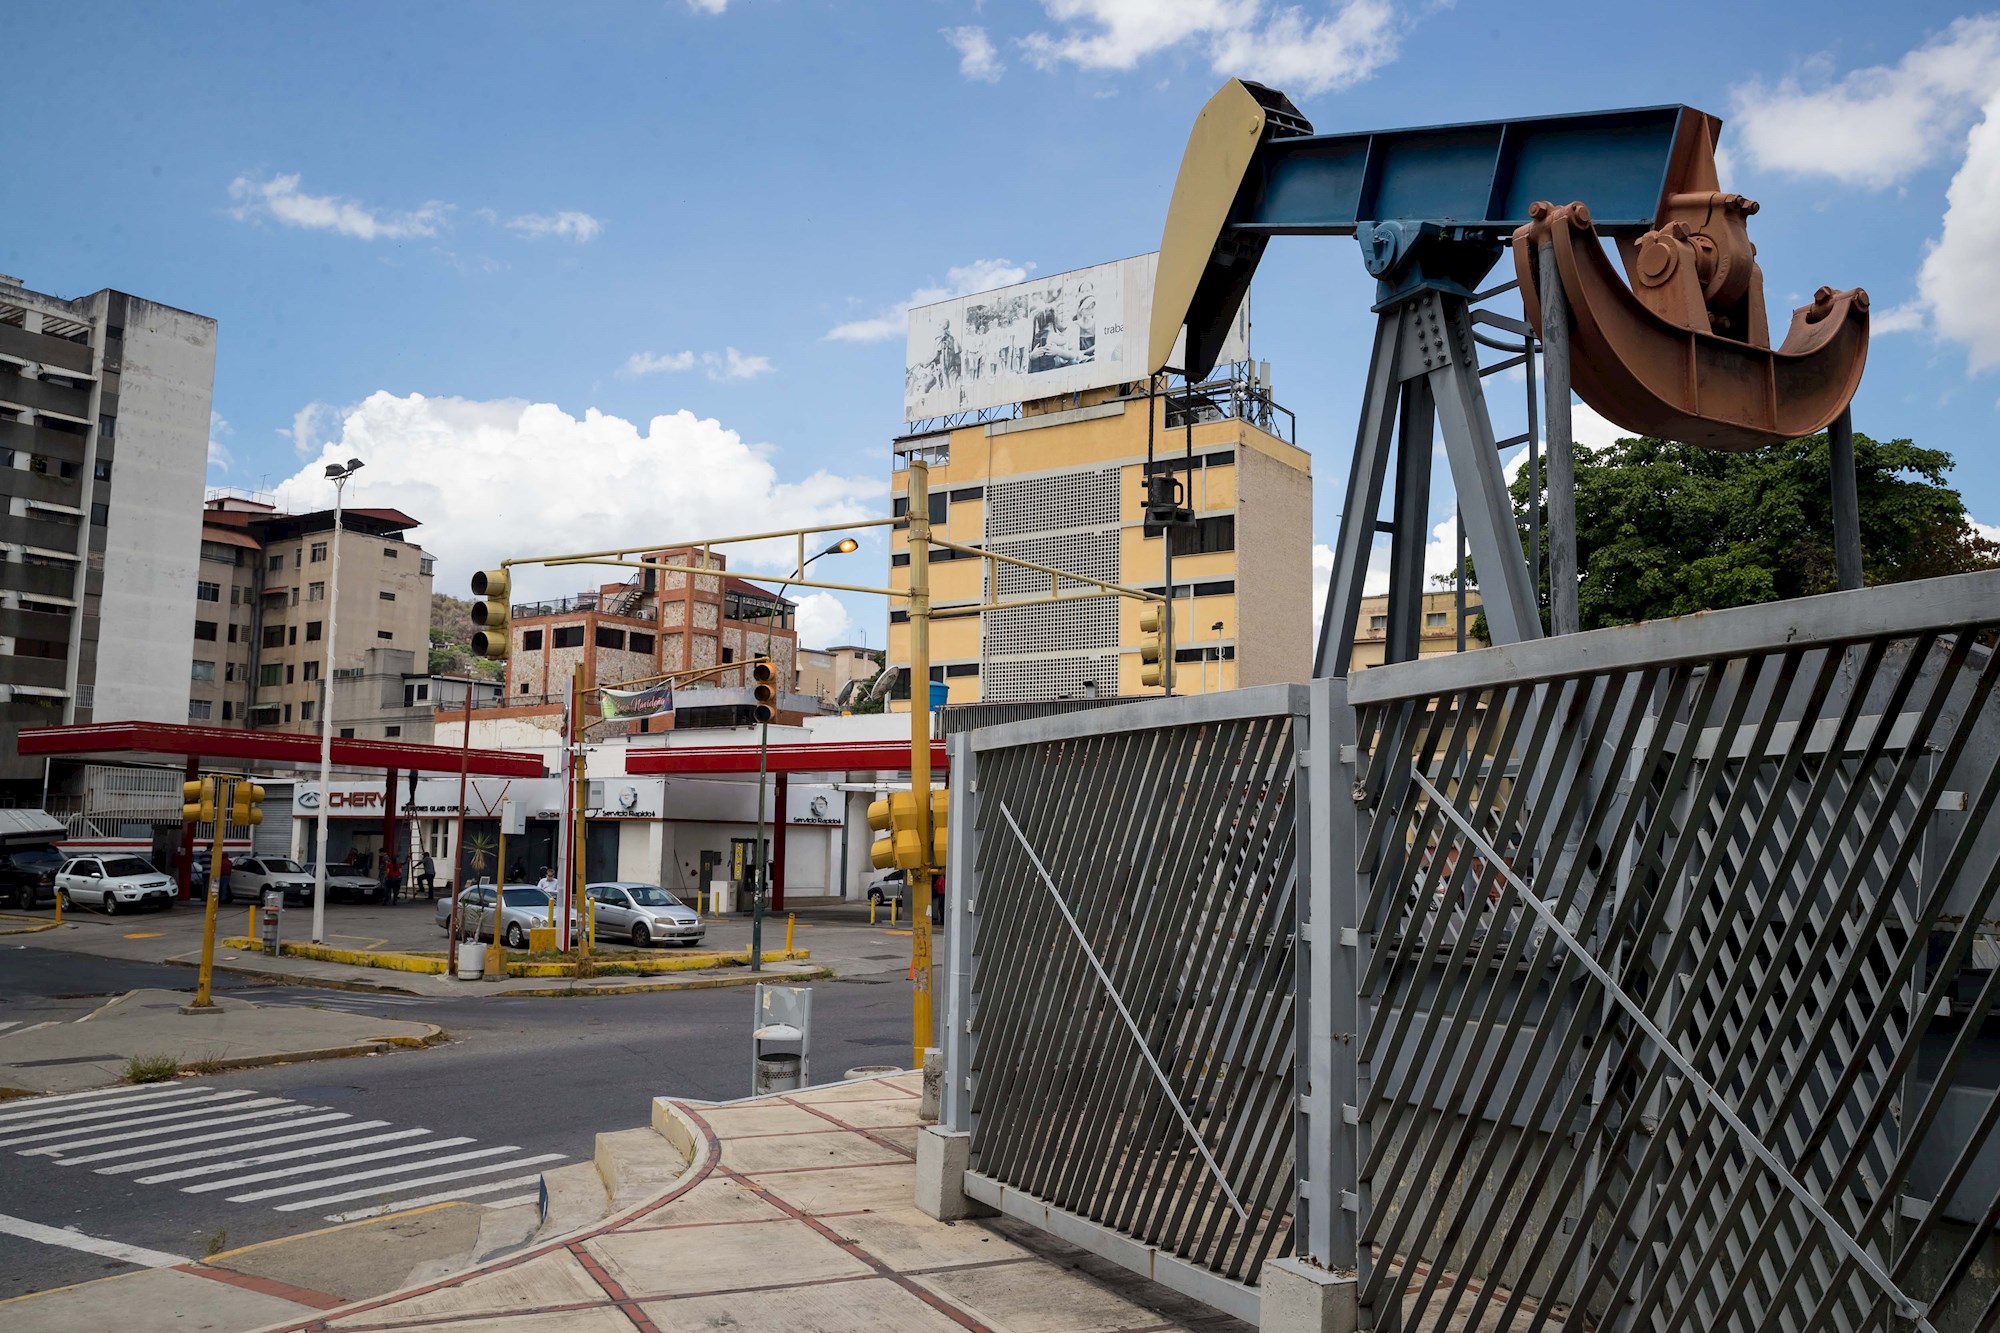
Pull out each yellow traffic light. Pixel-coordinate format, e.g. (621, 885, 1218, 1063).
(930, 788, 949, 867)
(231, 781, 266, 827)
(751, 659, 778, 725)
(867, 791, 925, 871)
(470, 569, 511, 660)
(181, 777, 217, 824)
(1139, 600, 1172, 691)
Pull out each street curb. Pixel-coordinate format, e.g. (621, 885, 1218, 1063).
(0, 1027, 448, 1100)
(162, 955, 425, 996)
(0, 914, 59, 936)
(162, 953, 830, 998)
(214, 937, 813, 980)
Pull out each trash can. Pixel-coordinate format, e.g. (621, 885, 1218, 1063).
(754, 1052, 802, 1095)
(259, 889, 283, 954)
(456, 949, 485, 981)
(929, 681, 949, 711)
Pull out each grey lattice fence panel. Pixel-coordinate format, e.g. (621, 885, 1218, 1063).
(946, 686, 1309, 1315)
(1339, 572, 2000, 1333)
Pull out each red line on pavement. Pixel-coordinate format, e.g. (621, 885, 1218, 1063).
(177, 1264, 345, 1310)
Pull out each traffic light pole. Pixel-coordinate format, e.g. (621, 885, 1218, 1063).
(907, 458, 936, 1067)
(193, 777, 231, 1010)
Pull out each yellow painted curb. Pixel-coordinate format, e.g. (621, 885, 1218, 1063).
(223, 938, 448, 974)
(0, 914, 58, 936)
(223, 938, 808, 979)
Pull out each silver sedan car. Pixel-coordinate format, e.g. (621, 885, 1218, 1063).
(435, 884, 580, 949)
(586, 881, 705, 948)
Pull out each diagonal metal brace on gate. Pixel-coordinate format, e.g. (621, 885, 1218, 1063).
(997, 800, 1251, 1225)
(1403, 764, 1935, 1331)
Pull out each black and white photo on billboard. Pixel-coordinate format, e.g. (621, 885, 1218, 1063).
(903, 253, 1247, 422)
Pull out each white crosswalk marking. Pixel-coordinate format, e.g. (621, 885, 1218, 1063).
(21, 1101, 312, 1156)
(7, 1081, 568, 1222)
(0, 1092, 264, 1148)
(53, 1111, 348, 1166)
(323, 1173, 555, 1223)
(186, 1135, 474, 1194)
(130, 1124, 410, 1182)
(226, 1142, 512, 1202)
(275, 1153, 564, 1212)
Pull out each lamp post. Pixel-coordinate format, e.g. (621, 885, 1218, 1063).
(1209, 619, 1224, 693)
(751, 537, 857, 972)
(310, 457, 364, 944)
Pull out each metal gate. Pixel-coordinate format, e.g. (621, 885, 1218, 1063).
(1333, 572, 2000, 1331)
(942, 685, 1310, 1322)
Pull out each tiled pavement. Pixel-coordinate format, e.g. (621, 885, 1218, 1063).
(254, 1074, 1252, 1333)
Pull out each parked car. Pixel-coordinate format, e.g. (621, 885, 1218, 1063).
(586, 882, 705, 948)
(302, 862, 381, 903)
(866, 868, 905, 906)
(435, 884, 580, 949)
(56, 856, 176, 914)
(226, 857, 318, 906)
(0, 844, 65, 910)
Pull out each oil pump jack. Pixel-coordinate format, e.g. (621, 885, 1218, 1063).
(1147, 81, 1871, 673)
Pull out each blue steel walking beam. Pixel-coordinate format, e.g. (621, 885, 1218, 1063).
(1149, 80, 1718, 378)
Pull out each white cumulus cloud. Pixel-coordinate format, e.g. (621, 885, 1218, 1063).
(1023, 0, 1401, 96)
(270, 393, 883, 600)
(793, 592, 857, 649)
(229, 173, 449, 241)
(826, 258, 1033, 343)
(623, 348, 775, 381)
(1731, 18, 2000, 370)
(945, 26, 1006, 82)
(506, 210, 603, 242)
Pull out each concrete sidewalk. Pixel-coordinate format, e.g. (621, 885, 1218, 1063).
(0, 989, 442, 1095)
(238, 1073, 1246, 1333)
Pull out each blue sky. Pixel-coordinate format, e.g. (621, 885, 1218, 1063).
(6, 2, 1998, 648)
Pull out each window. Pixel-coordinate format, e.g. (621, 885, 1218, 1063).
(376, 629, 393, 641)
(310, 542, 327, 563)
(224, 663, 239, 682)
(552, 625, 583, 649)
(91, 502, 108, 526)
(188, 699, 212, 721)
(93, 458, 112, 481)
(1425, 611, 1448, 628)
(286, 664, 295, 685)
(519, 683, 530, 694)
(1369, 614, 1388, 630)
(268, 553, 284, 571)
(98, 414, 115, 439)
(628, 632, 654, 654)
(304, 660, 319, 681)
(384, 725, 401, 738)
(721, 647, 735, 663)
(259, 664, 283, 687)
(289, 626, 298, 646)
(222, 702, 234, 720)
(308, 582, 324, 602)
(379, 590, 395, 601)
(306, 621, 322, 642)
(595, 627, 624, 650)
(384, 546, 398, 558)
(60, 460, 78, 480)
(945, 662, 979, 677)
(522, 629, 544, 651)
(227, 623, 240, 643)
(289, 588, 299, 606)
(1149, 514, 1236, 557)
(190, 660, 215, 682)
(283, 704, 292, 723)
(262, 625, 284, 649)
(419, 556, 435, 576)
(194, 620, 218, 641)
(339, 727, 354, 738)
(300, 700, 314, 721)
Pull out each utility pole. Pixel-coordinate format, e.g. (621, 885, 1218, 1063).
(907, 458, 936, 1065)
(311, 458, 364, 942)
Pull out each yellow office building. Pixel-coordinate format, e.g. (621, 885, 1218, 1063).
(886, 367, 1311, 707)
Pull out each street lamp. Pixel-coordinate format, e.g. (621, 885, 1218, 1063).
(310, 457, 364, 944)
(1209, 619, 1224, 693)
(750, 536, 858, 972)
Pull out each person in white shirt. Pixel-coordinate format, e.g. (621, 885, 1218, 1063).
(536, 867, 558, 896)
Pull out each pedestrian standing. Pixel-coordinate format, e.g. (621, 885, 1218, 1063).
(417, 849, 436, 900)
(383, 853, 404, 905)
(219, 853, 234, 905)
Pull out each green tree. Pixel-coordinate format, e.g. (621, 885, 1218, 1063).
(1506, 431, 1997, 630)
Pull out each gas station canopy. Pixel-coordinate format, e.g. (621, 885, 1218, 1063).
(17, 721, 546, 776)
(624, 739, 948, 776)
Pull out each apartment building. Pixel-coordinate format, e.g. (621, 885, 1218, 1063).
(1347, 589, 1488, 671)
(0, 274, 215, 795)
(501, 548, 806, 729)
(886, 375, 1311, 706)
(193, 495, 435, 739)
(795, 644, 883, 708)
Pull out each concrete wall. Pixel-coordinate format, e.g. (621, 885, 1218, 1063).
(94, 296, 213, 723)
(1233, 441, 1313, 686)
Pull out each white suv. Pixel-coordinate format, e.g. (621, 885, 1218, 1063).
(227, 857, 318, 906)
(56, 856, 176, 914)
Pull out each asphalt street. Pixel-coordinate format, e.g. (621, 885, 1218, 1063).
(0, 944, 913, 1301)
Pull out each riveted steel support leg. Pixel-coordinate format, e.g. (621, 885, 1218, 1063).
(1314, 313, 1403, 678)
(1385, 378, 1436, 665)
(1831, 406, 1863, 591)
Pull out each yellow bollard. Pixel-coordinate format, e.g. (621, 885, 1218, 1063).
(891, 896, 899, 926)
(869, 896, 877, 925)
(785, 912, 795, 955)
(54, 885, 63, 925)
(248, 906, 255, 944)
